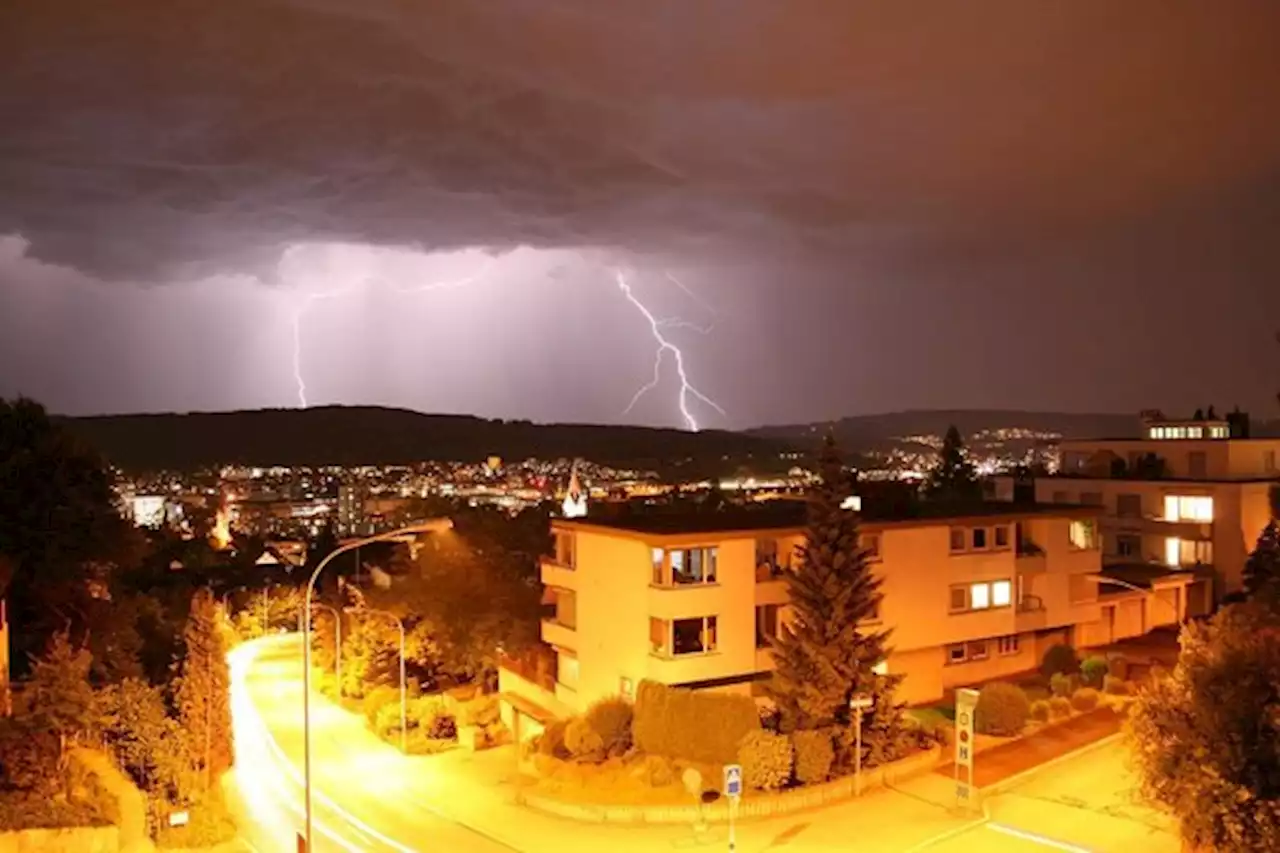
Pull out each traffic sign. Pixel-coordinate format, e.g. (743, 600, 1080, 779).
(723, 764, 743, 799)
(849, 695, 874, 711)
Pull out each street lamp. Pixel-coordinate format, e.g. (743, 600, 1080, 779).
(1089, 574, 1185, 624)
(302, 518, 451, 853)
(344, 607, 407, 753)
(310, 603, 342, 697)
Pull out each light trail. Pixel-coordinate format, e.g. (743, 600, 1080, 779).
(616, 269, 725, 431)
(288, 254, 725, 429)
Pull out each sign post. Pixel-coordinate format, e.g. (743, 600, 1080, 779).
(954, 688, 979, 810)
(723, 763, 742, 852)
(849, 695, 873, 797)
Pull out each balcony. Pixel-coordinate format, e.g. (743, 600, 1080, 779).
(1016, 595, 1048, 631)
(1102, 515, 1212, 540)
(540, 618, 576, 651)
(540, 558, 577, 591)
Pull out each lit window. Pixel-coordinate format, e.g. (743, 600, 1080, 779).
(1164, 537, 1180, 568)
(969, 582, 991, 610)
(872, 660, 889, 676)
(1165, 495, 1213, 522)
(1069, 520, 1097, 550)
(1188, 426, 1203, 439)
(557, 652, 579, 689)
(992, 580, 1012, 607)
(997, 635, 1020, 655)
(670, 547, 718, 585)
(651, 548, 666, 585)
(949, 529, 966, 552)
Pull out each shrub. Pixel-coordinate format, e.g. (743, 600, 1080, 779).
(791, 730, 835, 785)
(407, 696, 447, 730)
(1106, 654, 1130, 681)
(738, 730, 793, 791)
(640, 754, 676, 787)
(1041, 644, 1079, 678)
(1049, 672, 1074, 698)
(1080, 656, 1109, 688)
(1103, 676, 1133, 696)
(428, 713, 457, 741)
(1071, 688, 1100, 712)
(1048, 697, 1072, 718)
(974, 682, 1030, 736)
(1029, 699, 1050, 722)
(375, 702, 404, 738)
(757, 699, 782, 733)
(565, 717, 605, 762)
(537, 719, 569, 758)
(361, 685, 398, 727)
(584, 697, 633, 756)
(633, 680, 759, 764)
(456, 694, 501, 727)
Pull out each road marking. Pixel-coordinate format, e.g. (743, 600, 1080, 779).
(987, 823, 1094, 851)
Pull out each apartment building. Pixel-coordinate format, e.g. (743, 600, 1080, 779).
(992, 412, 1279, 644)
(526, 500, 1103, 711)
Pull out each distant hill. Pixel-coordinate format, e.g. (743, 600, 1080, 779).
(56, 406, 796, 472)
(748, 410, 1145, 447)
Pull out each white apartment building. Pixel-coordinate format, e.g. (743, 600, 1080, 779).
(509, 500, 1105, 716)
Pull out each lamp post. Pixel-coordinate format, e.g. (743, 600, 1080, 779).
(310, 603, 342, 697)
(302, 518, 452, 853)
(1091, 574, 1185, 625)
(849, 694, 873, 797)
(344, 607, 407, 752)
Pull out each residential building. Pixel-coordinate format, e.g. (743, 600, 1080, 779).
(992, 411, 1279, 644)
(525, 500, 1104, 712)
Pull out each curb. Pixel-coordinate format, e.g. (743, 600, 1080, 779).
(979, 731, 1124, 796)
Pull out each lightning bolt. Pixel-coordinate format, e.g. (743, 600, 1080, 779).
(292, 288, 360, 408)
(616, 270, 725, 432)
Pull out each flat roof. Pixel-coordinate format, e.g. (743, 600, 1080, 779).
(554, 500, 1097, 538)
(1095, 563, 1212, 590)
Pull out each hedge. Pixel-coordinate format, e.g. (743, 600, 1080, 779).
(633, 680, 759, 764)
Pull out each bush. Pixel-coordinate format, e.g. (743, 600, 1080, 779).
(974, 682, 1030, 736)
(791, 730, 835, 785)
(1029, 699, 1050, 722)
(584, 697, 634, 756)
(639, 754, 676, 787)
(538, 719, 569, 758)
(456, 694, 501, 727)
(1071, 687, 1100, 712)
(1103, 676, 1133, 696)
(375, 701, 404, 738)
(564, 717, 605, 763)
(1049, 697, 1072, 718)
(738, 730, 793, 791)
(633, 680, 759, 764)
(1080, 656, 1109, 688)
(1049, 672, 1076, 698)
(1106, 654, 1130, 681)
(407, 695, 448, 730)
(361, 685, 399, 727)
(1041, 644, 1079, 678)
(428, 713, 458, 741)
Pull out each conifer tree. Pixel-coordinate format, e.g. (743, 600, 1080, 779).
(1243, 520, 1280, 604)
(924, 425, 982, 503)
(27, 631, 95, 769)
(766, 435, 898, 732)
(174, 588, 233, 790)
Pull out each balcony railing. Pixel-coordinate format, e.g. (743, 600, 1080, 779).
(1018, 594, 1046, 613)
(755, 560, 787, 582)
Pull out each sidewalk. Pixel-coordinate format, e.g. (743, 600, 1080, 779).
(934, 707, 1123, 788)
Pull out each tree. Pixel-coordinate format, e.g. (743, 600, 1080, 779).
(95, 677, 193, 801)
(1128, 603, 1280, 851)
(1243, 520, 1280, 604)
(27, 631, 96, 769)
(173, 589, 233, 790)
(766, 435, 899, 732)
(0, 397, 141, 674)
(924, 425, 982, 503)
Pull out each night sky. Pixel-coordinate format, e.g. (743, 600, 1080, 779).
(2, 2, 1278, 429)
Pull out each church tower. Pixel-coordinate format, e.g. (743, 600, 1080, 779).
(562, 461, 588, 518)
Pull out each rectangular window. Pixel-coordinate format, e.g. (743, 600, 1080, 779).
(557, 652, 579, 689)
(953, 580, 1013, 612)
(949, 586, 968, 611)
(1188, 426, 1203, 439)
(994, 526, 1009, 549)
(671, 616, 716, 655)
(949, 529, 966, 552)
(1164, 537, 1180, 568)
(967, 640, 989, 661)
(554, 589, 577, 629)
(1069, 519, 1098, 550)
(651, 548, 666, 585)
(1116, 493, 1142, 518)
(755, 604, 779, 649)
(1116, 533, 1141, 558)
(1164, 495, 1213, 522)
(670, 547, 718, 585)
(991, 580, 1012, 608)
(1178, 538, 1212, 566)
(997, 635, 1020, 655)
(969, 582, 991, 610)
(971, 528, 988, 550)
(946, 644, 967, 665)
(554, 531, 576, 568)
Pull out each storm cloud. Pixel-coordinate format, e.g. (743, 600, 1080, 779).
(2, 1, 1278, 424)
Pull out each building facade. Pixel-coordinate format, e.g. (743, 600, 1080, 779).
(531, 502, 1104, 712)
(993, 412, 1279, 643)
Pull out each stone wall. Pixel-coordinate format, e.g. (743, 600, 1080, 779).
(519, 746, 942, 824)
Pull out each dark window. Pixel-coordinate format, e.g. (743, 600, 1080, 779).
(946, 645, 966, 664)
(972, 528, 988, 549)
(994, 526, 1009, 548)
(1116, 534, 1141, 558)
(1116, 494, 1142, 518)
(949, 586, 968, 611)
(949, 529, 966, 552)
(755, 605, 778, 648)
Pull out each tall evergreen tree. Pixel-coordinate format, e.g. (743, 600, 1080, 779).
(924, 425, 982, 503)
(766, 435, 898, 732)
(1242, 520, 1280, 604)
(27, 631, 96, 769)
(173, 589, 233, 790)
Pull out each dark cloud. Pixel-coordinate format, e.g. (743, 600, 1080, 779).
(1, 1, 1278, 423)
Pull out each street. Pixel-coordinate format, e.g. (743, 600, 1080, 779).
(227, 635, 1179, 853)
